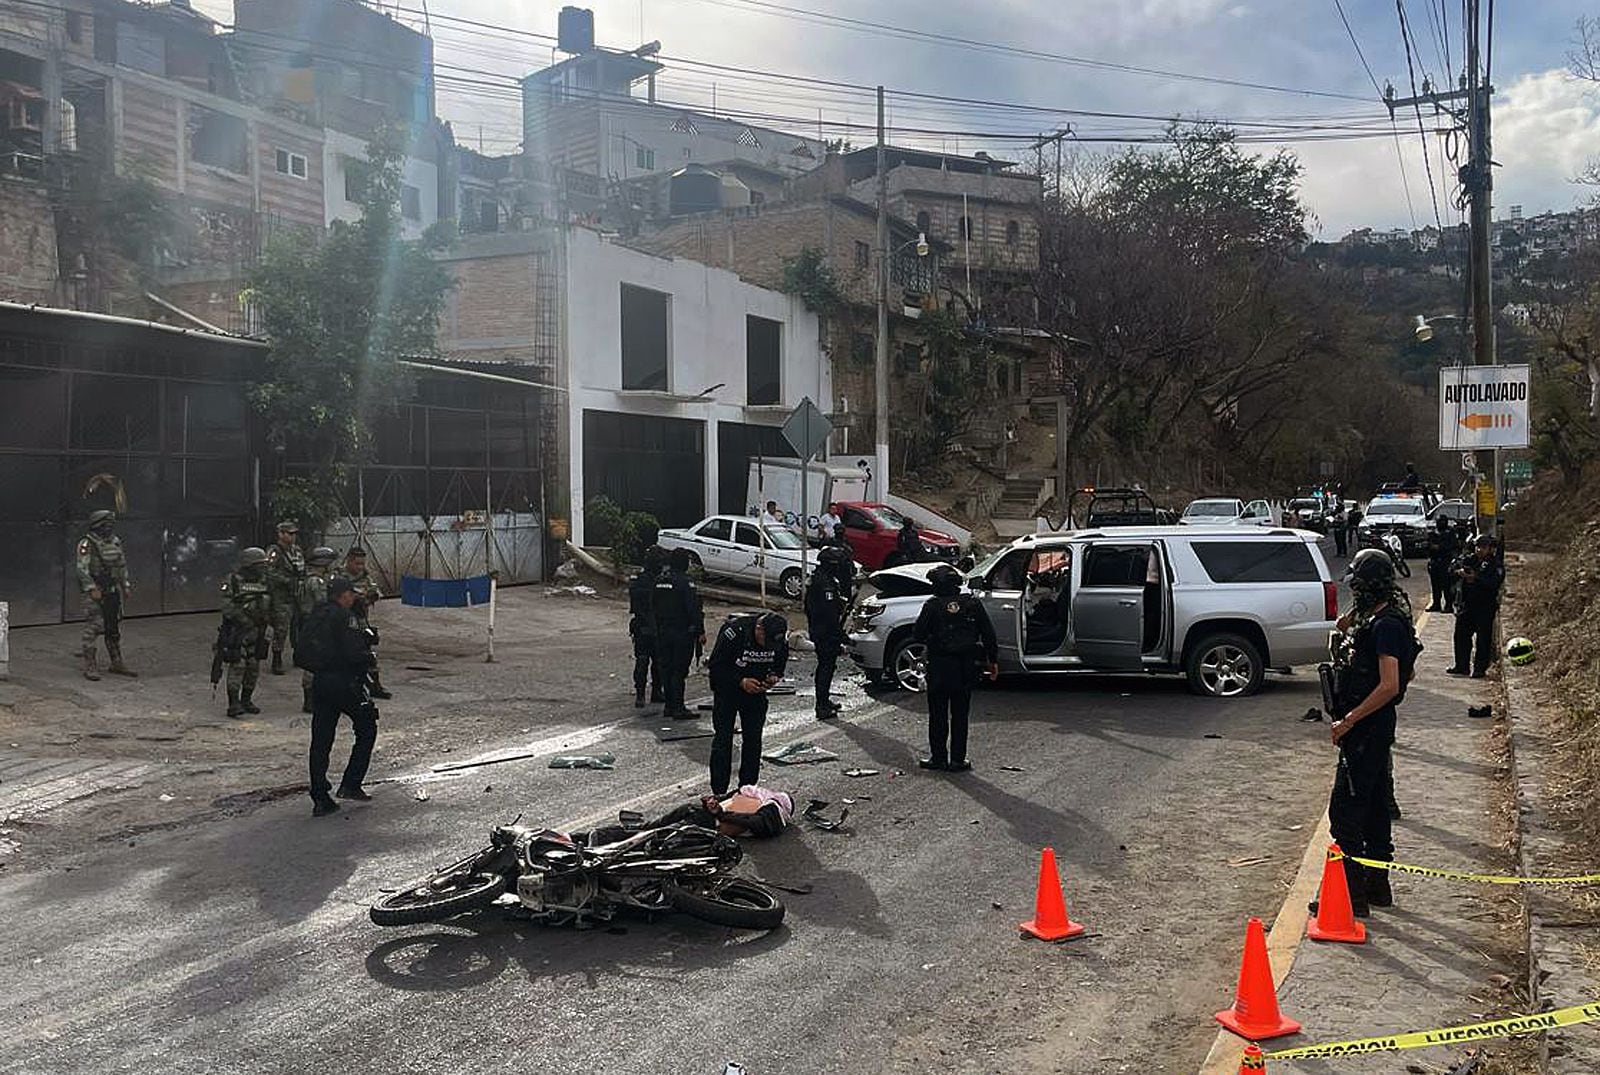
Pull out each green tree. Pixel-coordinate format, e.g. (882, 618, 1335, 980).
(243, 127, 453, 532)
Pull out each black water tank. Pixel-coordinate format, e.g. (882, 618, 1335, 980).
(558, 7, 594, 54)
(669, 164, 721, 216)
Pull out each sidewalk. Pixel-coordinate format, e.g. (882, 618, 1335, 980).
(1201, 608, 1535, 1074)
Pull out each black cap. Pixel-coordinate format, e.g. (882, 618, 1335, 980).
(328, 577, 356, 597)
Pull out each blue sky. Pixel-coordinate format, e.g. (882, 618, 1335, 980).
(200, 1, 1600, 236)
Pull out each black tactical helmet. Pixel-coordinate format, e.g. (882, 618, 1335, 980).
(642, 545, 665, 572)
(308, 546, 338, 566)
(1345, 548, 1395, 608)
(238, 546, 269, 569)
(818, 544, 852, 581)
(88, 509, 116, 528)
(930, 564, 963, 597)
(756, 612, 788, 640)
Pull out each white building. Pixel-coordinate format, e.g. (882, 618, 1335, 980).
(437, 226, 829, 545)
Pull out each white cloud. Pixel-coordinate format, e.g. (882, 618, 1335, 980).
(1293, 68, 1600, 237)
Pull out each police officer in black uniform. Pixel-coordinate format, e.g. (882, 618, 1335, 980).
(628, 545, 665, 708)
(1448, 532, 1503, 678)
(1327, 548, 1414, 915)
(707, 611, 790, 795)
(1424, 516, 1461, 612)
(297, 577, 380, 817)
(806, 545, 854, 720)
(653, 547, 705, 719)
(896, 516, 924, 565)
(912, 565, 999, 772)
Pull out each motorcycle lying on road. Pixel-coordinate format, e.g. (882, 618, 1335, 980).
(369, 819, 785, 931)
(1380, 532, 1412, 578)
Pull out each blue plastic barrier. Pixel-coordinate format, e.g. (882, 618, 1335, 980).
(399, 574, 492, 608)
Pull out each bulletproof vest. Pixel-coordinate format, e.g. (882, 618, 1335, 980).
(227, 574, 272, 623)
(1343, 607, 1419, 705)
(629, 571, 659, 623)
(300, 570, 330, 614)
(931, 596, 983, 656)
(727, 619, 779, 676)
(266, 544, 306, 588)
(81, 533, 127, 582)
(652, 573, 691, 627)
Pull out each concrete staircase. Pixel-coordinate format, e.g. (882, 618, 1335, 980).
(990, 475, 1047, 539)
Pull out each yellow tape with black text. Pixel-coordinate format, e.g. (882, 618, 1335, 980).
(1260, 999, 1600, 1060)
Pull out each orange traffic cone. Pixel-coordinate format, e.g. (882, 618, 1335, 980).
(1215, 916, 1301, 1041)
(1306, 844, 1366, 944)
(1019, 847, 1085, 941)
(1236, 1043, 1267, 1072)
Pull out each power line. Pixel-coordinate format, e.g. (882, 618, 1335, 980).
(1395, 0, 1447, 232)
(674, 0, 1374, 102)
(1331, 0, 1385, 97)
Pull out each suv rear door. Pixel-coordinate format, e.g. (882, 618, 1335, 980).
(1060, 541, 1157, 670)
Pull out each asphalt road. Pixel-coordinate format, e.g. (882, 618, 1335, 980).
(0, 544, 1379, 1075)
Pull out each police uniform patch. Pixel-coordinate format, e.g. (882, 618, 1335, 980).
(723, 626, 738, 639)
(945, 601, 961, 614)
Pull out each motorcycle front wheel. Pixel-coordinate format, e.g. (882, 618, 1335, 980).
(370, 871, 508, 927)
(669, 877, 786, 930)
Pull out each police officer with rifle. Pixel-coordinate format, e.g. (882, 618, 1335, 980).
(1320, 548, 1418, 916)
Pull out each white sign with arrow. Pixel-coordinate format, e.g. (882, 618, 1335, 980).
(1438, 364, 1531, 451)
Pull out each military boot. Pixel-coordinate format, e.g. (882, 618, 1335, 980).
(240, 689, 261, 715)
(105, 640, 138, 677)
(226, 687, 244, 718)
(302, 686, 313, 714)
(1344, 858, 1371, 918)
(369, 670, 393, 700)
(269, 648, 285, 675)
(1365, 859, 1394, 908)
(82, 646, 101, 681)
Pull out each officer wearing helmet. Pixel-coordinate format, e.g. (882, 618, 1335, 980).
(1424, 516, 1461, 613)
(76, 509, 136, 681)
(912, 564, 999, 772)
(295, 547, 339, 714)
(263, 521, 306, 676)
(1327, 548, 1416, 916)
(628, 545, 666, 708)
(706, 611, 790, 795)
(218, 547, 273, 718)
(805, 545, 855, 720)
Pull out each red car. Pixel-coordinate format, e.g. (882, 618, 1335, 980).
(836, 501, 961, 571)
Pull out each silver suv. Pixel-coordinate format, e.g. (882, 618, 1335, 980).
(845, 526, 1337, 698)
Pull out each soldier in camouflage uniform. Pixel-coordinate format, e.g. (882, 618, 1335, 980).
(263, 520, 306, 676)
(337, 546, 391, 699)
(296, 546, 339, 713)
(76, 509, 136, 681)
(219, 547, 272, 718)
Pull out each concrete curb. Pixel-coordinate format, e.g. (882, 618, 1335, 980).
(1503, 662, 1600, 1073)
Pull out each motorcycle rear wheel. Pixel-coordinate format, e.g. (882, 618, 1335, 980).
(369, 871, 508, 927)
(669, 878, 785, 930)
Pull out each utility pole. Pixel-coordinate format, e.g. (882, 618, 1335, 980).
(874, 86, 890, 501)
(1386, 0, 1499, 538)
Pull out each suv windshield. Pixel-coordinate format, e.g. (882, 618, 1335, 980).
(1184, 500, 1241, 518)
(1368, 500, 1423, 517)
(869, 505, 906, 529)
(762, 526, 805, 549)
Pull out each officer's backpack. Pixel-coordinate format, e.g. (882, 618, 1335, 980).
(931, 597, 983, 656)
(293, 604, 339, 673)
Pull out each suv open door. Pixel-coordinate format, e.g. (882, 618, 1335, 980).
(1063, 541, 1161, 670)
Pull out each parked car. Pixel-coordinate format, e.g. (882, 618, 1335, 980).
(656, 514, 857, 599)
(836, 501, 960, 571)
(846, 525, 1338, 698)
(1179, 498, 1273, 526)
(1427, 498, 1476, 529)
(1356, 495, 1431, 555)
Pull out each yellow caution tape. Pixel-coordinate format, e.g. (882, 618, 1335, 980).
(1335, 852, 1600, 886)
(1261, 999, 1600, 1060)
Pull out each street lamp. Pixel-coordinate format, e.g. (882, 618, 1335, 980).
(1413, 313, 1463, 343)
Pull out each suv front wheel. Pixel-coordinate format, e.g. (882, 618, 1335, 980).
(1185, 632, 1265, 698)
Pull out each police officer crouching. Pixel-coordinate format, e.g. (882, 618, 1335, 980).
(296, 577, 380, 817)
(806, 545, 854, 720)
(1326, 549, 1415, 915)
(913, 565, 998, 772)
(707, 612, 789, 796)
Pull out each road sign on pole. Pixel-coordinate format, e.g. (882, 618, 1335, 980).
(1438, 365, 1531, 450)
(783, 397, 833, 589)
(1461, 451, 1477, 474)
